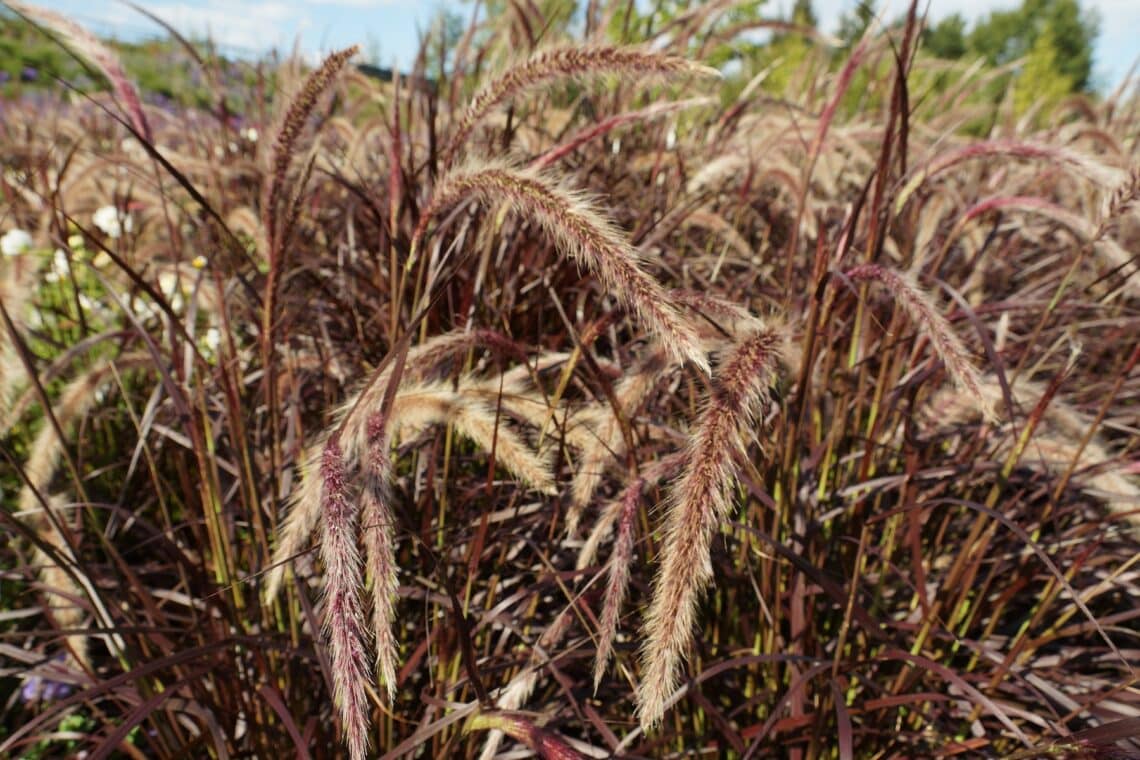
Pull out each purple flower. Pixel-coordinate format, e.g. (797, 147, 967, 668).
(21, 66, 38, 82)
(19, 654, 74, 703)
(20, 677, 41, 703)
(41, 678, 74, 701)
(0, 71, 10, 84)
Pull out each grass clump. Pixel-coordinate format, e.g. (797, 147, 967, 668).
(2, 1, 1139, 758)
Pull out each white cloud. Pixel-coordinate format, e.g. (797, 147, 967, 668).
(135, 1, 306, 55)
(36, 1, 308, 56)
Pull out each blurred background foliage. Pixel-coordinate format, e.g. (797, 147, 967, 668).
(1, 0, 1103, 122)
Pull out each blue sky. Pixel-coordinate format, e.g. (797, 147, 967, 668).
(19, 1, 1140, 92)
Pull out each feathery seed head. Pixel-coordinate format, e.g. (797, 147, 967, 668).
(844, 264, 996, 423)
(420, 161, 709, 373)
(446, 45, 720, 164)
(637, 328, 783, 729)
(592, 477, 643, 691)
(317, 434, 372, 760)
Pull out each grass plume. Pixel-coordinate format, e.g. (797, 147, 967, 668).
(6, 5, 1140, 757)
(844, 263, 996, 423)
(6, 0, 152, 141)
(445, 44, 720, 164)
(317, 435, 372, 760)
(637, 327, 784, 729)
(416, 160, 710, 373)
(592, 477, 643, 691)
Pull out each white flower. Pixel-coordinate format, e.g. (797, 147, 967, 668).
(157, 271, 185, 312)
(241, 127, 258, 143)
(92, 205, 133, 239)
(119, 137, 147, 160)
(44, 248, 70, 282)
(666, 127, 677, 150)
(203, 327, 222, 353)
(158, 271, 180, 296)
(1, 228, 32, 257)
(130, 297, 159, 322)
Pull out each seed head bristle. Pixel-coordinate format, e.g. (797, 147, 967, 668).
(637, 328, 783, 729)
(592, 478, 643, 691)
(265, 444, 326, 600)
(844, 264, 996, 423)
(317, 435, 372, 760)
(568, 356, 663, 535)
(418, 161, 709, 374)
(362, 411, 399, 700)
(446, 45, 720, 164)
(7, 1, 152, 141)
(262, 45, 359, 255)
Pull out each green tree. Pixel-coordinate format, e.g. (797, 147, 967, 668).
(760, 0, 820, 93)
(1012, 22, 1074, 114)
(922, 13, 967, 59)
(791, 0, 817, 29)
(968, 0, 1098, 91)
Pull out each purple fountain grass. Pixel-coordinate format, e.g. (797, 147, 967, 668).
(261, 45, 359, 353)
(8, 1, 152, 142)
(592, 477, 644, 691)
(896, 138, 1128, 211)
(266, 330, 512, 598)
(261, 44, 359, 257)
(476, 610, 576, 760)
(530, 97, 713, 170)
(567, 354, 664, 536)
(15, 354, 153, 671)
(467, 711, 589, 760)
(637, 327, 784, 729)
(415, 160, 710, 374)
(444, 44, 720, 165)
(843, 263, 996, 422)
(384, 380, 558, 493)
(271, 364, 562, 726)
(317, 435, 372, 760)
(11, 4, 1140, 755)
(923, 373, 1140, 524)
(577, 451, 686, 572)
(361, 411, 398, 700)
(0, 252, 41, 426)
(955, 195, 1137, 296)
